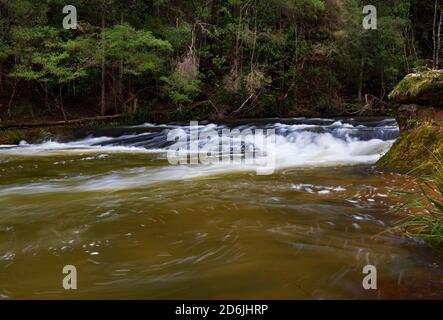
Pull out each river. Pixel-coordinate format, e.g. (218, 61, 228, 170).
(0, 117, 442, 299)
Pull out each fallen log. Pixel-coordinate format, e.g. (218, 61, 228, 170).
(0, 114, 123, 131)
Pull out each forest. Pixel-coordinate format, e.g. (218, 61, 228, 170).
(1, 0, 443, 301)
(0, 0, 441, 123)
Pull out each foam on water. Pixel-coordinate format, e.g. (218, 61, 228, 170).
(0, 118, 397, 193)
(1, 137, 160, 155)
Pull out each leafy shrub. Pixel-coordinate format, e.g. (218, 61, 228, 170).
(3, 130, 28, 144)
(161, 72, 201, 109)
(123, 107, 152, 125)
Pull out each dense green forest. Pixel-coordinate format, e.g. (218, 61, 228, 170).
(0, 0, 441, 122)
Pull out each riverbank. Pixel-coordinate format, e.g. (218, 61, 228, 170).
(376, 70, 443, 247)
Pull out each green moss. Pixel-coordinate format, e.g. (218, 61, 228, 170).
(0, 127, 60, 145)
(0, 130, 29, 144)
(388, 70, 443, 106)
(377, 122, 443, 174)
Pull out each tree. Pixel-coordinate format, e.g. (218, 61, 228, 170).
(9, 26, 88, 119)
(103, 23, 172, 112)
(433, 0, 443, 69)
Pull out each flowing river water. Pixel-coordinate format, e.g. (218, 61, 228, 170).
(0, 117, 442, 299)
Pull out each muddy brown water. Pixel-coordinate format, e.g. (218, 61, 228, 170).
(0, 118, 442, 299)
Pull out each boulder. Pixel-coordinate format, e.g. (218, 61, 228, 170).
(389, 70, 443, 107)
(377, 70, 443, 174)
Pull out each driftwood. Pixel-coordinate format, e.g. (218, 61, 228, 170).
(346, 94, 388, 115)
(0, 114, 123, 130)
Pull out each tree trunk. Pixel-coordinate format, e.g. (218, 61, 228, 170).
(118, 11, 124, 109)
(250, 0, 257, 71)
(7, 79, 18, 116)
(358, 58, 365, 103)
(100, 0, 106, 116)
(0, 64, 4, 94)
(433, 0, 439, 69)
(58, 83, 67, 121)
(0, 114, 123, 130)
(437, 2, 443, 68)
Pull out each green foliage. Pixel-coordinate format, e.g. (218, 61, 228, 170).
(122, 107, 152, 125)
(104, 23, 172, 76)
(167, 103, 213, 121)
(412, 60, 429, 73)
(390, 160, 443, 246)
(161, 72, 201, 109)
(2, 130, 28, 145)
(10, 26, 87, 84)
(0, 128, 54, 145)
(0, 0, 433, 119)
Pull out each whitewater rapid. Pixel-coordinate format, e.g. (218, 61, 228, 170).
(0, 118, 398, 193)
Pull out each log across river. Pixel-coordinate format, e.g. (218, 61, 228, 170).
(0, 117, 442, 299)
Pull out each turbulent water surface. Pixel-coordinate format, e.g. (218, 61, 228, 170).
(0, 117, 442, 299)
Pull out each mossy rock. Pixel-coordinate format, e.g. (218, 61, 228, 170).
(394, 104, 443, 132)
(0, 127, 74, 145)
(388, 70, 443, 106)
(377, 122, 443, 174)
(0, 130, 29, 144)
(0, 129, 53, 145)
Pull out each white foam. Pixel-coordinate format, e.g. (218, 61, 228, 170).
(0, 120, 396, 194)
(0, 137, 163, 155)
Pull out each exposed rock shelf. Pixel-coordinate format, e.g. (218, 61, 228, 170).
(378, 70, 443, 173)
